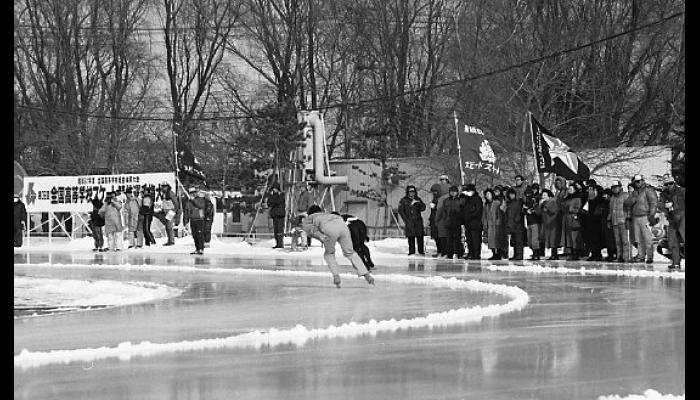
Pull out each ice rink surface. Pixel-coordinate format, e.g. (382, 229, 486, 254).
(14, 247, 684, 400)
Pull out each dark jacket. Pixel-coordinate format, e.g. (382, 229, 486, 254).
(660, 185, 685, 228)
(184, 197, 210, 224)
(437, 195, 464, 231)
(267, 191, 286, 219)
(90, 197, 105, 227)
(398, 192, 426, 237)
(504, 197, 524, 233)
(140, 194, 155, 216)
(14, 200, 27, 229)
(461, 193, 484, 231)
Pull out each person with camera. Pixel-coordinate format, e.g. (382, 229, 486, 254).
(99, 191, 124, 252)
(624, 175, 659, 264)
(659, 174, 685, 270)
(88, 189, 106, 251)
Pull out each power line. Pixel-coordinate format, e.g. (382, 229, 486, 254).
(14, 10, 684, 122)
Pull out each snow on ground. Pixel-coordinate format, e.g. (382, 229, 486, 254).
(13, 267, 529, 370)
(484, 265, 685, 279)
(14, 277, 183, 318)
(597, 389, 685, 400)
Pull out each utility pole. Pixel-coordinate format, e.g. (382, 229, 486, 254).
(307, 0, 317, 109)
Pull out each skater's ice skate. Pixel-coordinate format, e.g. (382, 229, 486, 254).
(363, 273, 375, 286)
(333, 274, 341, 288)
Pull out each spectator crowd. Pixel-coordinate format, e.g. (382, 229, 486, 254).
(398, 173, 684, 270)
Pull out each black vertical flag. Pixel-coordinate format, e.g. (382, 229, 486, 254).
(530, 114, 590, 181)
(177, 139, 207, 184)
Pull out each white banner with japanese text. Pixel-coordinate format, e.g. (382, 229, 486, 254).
(21, 172, 176, 213)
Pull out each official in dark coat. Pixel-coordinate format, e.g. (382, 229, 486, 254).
(436, 186, 464, 259)
(89, 191, 106, 251)
(504, 188, 524, 260)
(460, 184, 483, 260)
(583, 185, 606, 261)
(398, 185, 426, 255)
(183, 187, 209, 255)
(660, 174, 685, 270)
(267, 184, 286, 248)
(14, 194, 27, 247)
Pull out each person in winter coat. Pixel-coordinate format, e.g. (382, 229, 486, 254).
(582, 185, 606, 261)
(267, 184, 286, 249)
(626, 182, 637, 249)
(482, 189, 507, 260)
(624, 175, 659, 264)
(608, 180, 631, 262)
(659, 174, 685, 270)
(303, 205, 375, 288)
(513, 175, 528, 200)
(436, 186, 464, 259)
(14, 193, 27, 248)
(154, 181, 181, 246)
(460, 184, 483, 260)
(398, 185, 427, 255)
(503, 188, 524, 260)
(203, 191, 216, 247)
(434, 182, 452, 257)
(562, 184, 584, 260)
(539, 190, 559, 260)
(140, 187, 156, 246)
(183, 187, 209, 255)
(99, 192, 124, 252)
(428, 183, 443, 257)
(523, 185, 543, 260)
(295, 184, 315, 247)
(89, 190, 106, 251)
(124, 188, 143, 249)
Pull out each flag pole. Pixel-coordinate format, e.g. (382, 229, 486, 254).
(454, 111, 466, 186)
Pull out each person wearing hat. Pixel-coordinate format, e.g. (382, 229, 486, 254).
(436, 185, 464, 259)
(302, 205, 375, 288)
(659, 174, 685, 270)
(154, 181, 181, 246)
(202, 190, 216, 248)
(460, 183, 483, 260)
(183, 186, 208, 254)
(266, 183, 286, 249)
(99, 191, 124, 252)
(14, 193, 27, 248)
(623, 174, 659, 264)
